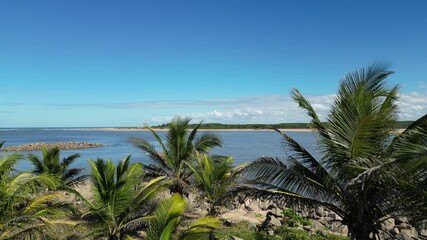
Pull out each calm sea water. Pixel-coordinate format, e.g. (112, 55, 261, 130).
(0, 129, 319, 173)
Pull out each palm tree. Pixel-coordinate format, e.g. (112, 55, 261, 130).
(0, 154, 79, 239)
(28, 147, 83, 186)
(73, 155, 168, 240)
(146, 194, 220, 240)
(241, 64, 427, 240)
(187, 154, 243, 216)
(131, 117, 222, 196)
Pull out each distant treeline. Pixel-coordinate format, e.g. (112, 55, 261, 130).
(151, 121, 413, 130)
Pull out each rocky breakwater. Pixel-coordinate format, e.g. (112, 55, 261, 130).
(1, 142, 104, 151)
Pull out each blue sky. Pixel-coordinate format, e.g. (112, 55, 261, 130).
(1, 0, 426, 127)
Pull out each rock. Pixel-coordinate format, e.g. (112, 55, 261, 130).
(220, 209, 262, 225)
(136, 231, 147, 238)
(396, 223, 412, 230)
(394, 216, 409, 225)
(223, 220, 233, 227)
(390, 227, 400, 236)
(332, 225, 348, 235)
(327, 212, 338, 220)
(2, 142, 104, 151)
(309, 211, 318, 219)
(315, 205, 327, 217)
(319, 216, 334, 223)
(303, 225, 312, 232)
(394, 231, 415, 240)
(230, 236, 244, 240)
(311, 219, 326, 229)
(399, 228, 418, 238)
(270, 215, 282, 227)
(376, 231, 388, 240)
(244, 199, 260, 212)
(416, 221, 427, 237)
(381, 218, 396, 231)
(259, 200, 269, 211)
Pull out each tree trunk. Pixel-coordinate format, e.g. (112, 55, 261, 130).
(348, 222, 375, 240)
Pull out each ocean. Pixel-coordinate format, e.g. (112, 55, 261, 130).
(0, 129, 319, 173)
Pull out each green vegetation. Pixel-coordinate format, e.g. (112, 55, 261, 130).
(282, 208, 311, 226)
(131, 117, 222, 195)
(0, 65, 426, 239)
(187, 154, 242, 216)
(0, 154, 78, 239)
(215, 221, 349, 240)
(153, 122, 310, 129)
(28, 147, 83, 186)
(147, 194, 220, 240)
(73, 156, 167, 239)
(151, 121, 412, 130)
(241, 64, 427, 240)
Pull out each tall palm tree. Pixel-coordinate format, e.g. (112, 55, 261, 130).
(146, 194, 220, 240)
(187, 154, 243, 216)
(241, 64, 427, 240)
(73, 155, 168, 240)
(28, 147, 83, 186)
(131, 117, 222, 196)
(0, 154, 79, 239)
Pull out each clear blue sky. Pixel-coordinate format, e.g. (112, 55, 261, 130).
(1, 0, 426, 127)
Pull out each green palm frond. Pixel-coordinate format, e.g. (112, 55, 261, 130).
(0, 154, 23, 177)
(27, 147, 82, 187)
(240, 64, 427, 239)
(80, 155, 167, 239)
(130, 137, 169, 170)
(178, 216, 220, 240)
(131, 117, 222, 195)
(147, 194, 186, 240)
(194, 133, 223, 153)
(187, 153, 238, 215)
(61, 153, 80, 168)
(291, 89, 329, 139)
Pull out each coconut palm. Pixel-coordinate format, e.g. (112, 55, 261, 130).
(241, 64, 427, 240)
(0, 154, 79, 239)
(73, 155, 168, 240)
(146, 194, 220, 240)
(187, 154, 243, 216)
(28, 147, 83, 186)
(131, 117, 222, 196)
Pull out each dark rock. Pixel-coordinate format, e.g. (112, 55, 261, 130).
(2, 142, 104, 151)
(223, 220, 233, 227)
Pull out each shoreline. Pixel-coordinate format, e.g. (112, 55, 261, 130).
(87, 128, 317, 132)
(85, 127, 406, 134)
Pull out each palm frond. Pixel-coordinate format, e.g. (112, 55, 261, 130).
(61, 153, 80, 167)
(179, 217, 220, 240)
(291, 89, 329, 139)
(147, 194, 186, 240)
(130, 137, 169, 170)
(0, 154, 23, 177)
(194, 133, 223, 153)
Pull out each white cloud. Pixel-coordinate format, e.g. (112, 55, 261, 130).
(150, 92, 427, 124)
(149, 94, 335, 124)
(43, 91, 427, 124)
